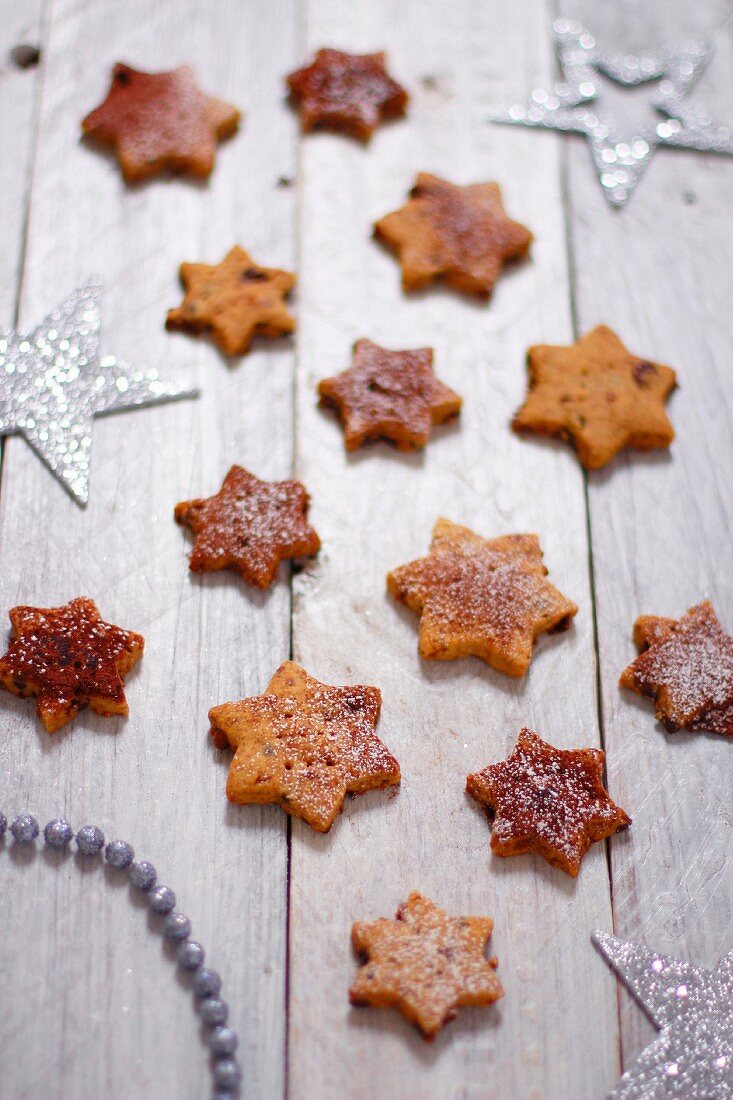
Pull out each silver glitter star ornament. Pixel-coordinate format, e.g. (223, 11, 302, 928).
(0, 281, 197, 505)
(593, 930, 733, 1097)
(494, 19, 733, 206)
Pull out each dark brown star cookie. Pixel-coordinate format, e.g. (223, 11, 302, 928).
(512, 325, 677, 469)
(287, 48, 408, 141)
(317, 338, 462, 451)
(387, 519, 577, 676)
(174, 465, 320, 589)
(620, 601, 733, 735)
(374, 173, 532, 296)
(82, 63, 240, 182)
(0, 598, 144, 733)
(209, 661, 401, 832)
(349, 891, 503, 1040)
(166, 246, 296, 357)
(466, 728, 631, 877)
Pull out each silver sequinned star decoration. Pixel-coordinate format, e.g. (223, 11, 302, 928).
(593, 930, 733, 1097)
(0, 281, 197, 505)
(494, 19, 733, 206)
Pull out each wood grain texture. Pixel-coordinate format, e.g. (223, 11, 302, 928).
(559, 0, 733, 1072)
(0, 1, 297, 1097)
(288, 1, 619, 1097)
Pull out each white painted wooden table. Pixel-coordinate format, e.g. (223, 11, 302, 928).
(0, 2, 731, 1097)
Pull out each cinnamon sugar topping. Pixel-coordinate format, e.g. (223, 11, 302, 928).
(287, 49, 408, 141)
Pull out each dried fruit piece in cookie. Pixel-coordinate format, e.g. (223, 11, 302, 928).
(209, 661, 400, 832)
(318, 338, 462, 451)
(349, 891, 502, 1040)
(0, 598, 144, 733)
(287, 48, 408, 141)
(166, 246, 296, 357)
(512, 325, 677, 470)
(174, 465, 320, 589)
(374, 173, 532, 296)
(467, 728, 631, 877)
(387, 519, 577, 676)
(620, 601, 733, 735)
(82, 64, 240, 182)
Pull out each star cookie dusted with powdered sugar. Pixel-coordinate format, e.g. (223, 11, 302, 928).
(387, 519, 577, 676)
(0, 598, 144, 733)
(467, 728, 631, 877)
(82, 63, 240, 182)
(287, 48, 408, 141)
(374, 173, 532, 296)
(318, 338, 462, 451)
(349, 891, 503, 1040)
(174, 465, 320, 589)
(209, 661, 401, 832)
(620, 601, 733, 735)
(512, 325, 676, 469)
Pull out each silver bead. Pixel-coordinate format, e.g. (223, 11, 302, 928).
(148, 885, 176, 914)
(0, 812, 7, 836)
(162, 912, 191, 940)
(208, 1027, 238, 1057)
(44, 819, 74, 848)
(194, 968, 221, 999)
(11, 814, 39, 843)
(76, 825, 105, 855)
(200, 999, 228, 1027)
(129, 860, 157, 890)
(105, 839, 134, 869)
(178, 941, 205, 971)
(212, 1059, 241, 1091)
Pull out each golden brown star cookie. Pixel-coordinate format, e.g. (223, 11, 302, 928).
(387, 519, 577, 676)
(209, 661, 401, 832)
(318, 338, 462, 451)
(174, 465, 320, 589)
(466, 728, 631, 877)
(287, 48, 408, 141)
(512, 325, 677, 470)
(620, 601, 733, 735)
(166, 246, 296, 357)
(349, 891, 503, 1040)
(82, 63, 240, 182)
(0, 598, 144, 733)
(374, 173, 532, 297)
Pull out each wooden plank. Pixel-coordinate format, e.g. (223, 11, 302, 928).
(559, 0, 733, 1074)
(0, 1, 296, 1097)
(288, 1, 620, 1096)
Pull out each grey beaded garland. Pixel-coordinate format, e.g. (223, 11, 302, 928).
(200, 999, 229, 1027)
(208, 1026, 238, 1058)
(44, 819, 74, 848)
(129, 859, 157, 890)
(163, 911, 192, 941)
(75, 825, 105, 855)
(0, 812, 7, 836)
(212, 1058, 241, 1091)
(178, 941, 205, 971)
(11, 813, 39, 843)
(105, 839, 134, 869)
(148, 884, 176, 914)
(194, 968, 222, 999)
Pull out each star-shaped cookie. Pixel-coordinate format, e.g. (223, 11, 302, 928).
(208, 661, 401, 832)
(466, 728, 631, 877)
(82, 63, 240, 182)
(318, 338, 462, 451)
(0, 598, 144, 733)
(349, 891, 503, 1040)
(512, 325, 677, 469)
(387, 519, 578, 676)
(374, 173, 533, 296)
(174, 465, 320, 589)
(166, 246, 296, 357)
(287, 48, 408, 141)
(620, 601, 733, 735)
